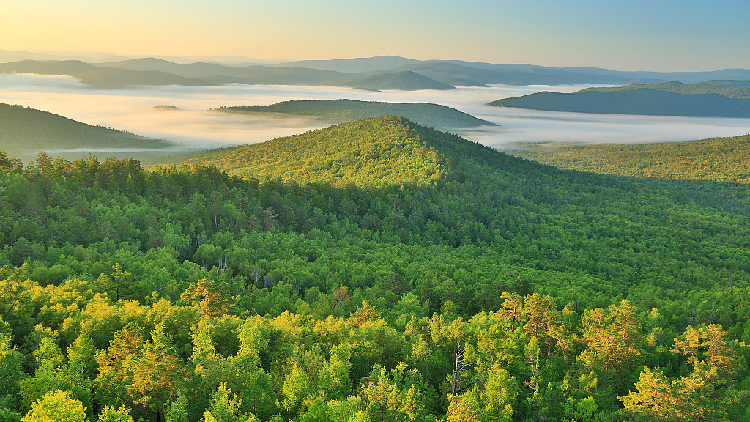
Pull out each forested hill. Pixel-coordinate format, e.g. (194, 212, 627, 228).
(490, 80, 750, 117)
(512, 134, 750, 183)
(0, 103, 173, 162)
(4, 117, 750, 420)
(213, 99, 492, 129)
(172, 116, 461, 187)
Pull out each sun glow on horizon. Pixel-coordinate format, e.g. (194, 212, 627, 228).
(2, 0, 750, 72)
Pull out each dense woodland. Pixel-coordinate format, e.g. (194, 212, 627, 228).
(512, 134, 750, 183)
(2, 117, 750, 421)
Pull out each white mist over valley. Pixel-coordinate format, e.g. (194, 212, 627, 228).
(2, 73, 750, 158)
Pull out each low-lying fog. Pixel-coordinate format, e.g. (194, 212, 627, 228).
(3, 73, 750, 159)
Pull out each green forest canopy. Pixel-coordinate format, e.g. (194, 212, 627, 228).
(173, 116, 451, 188)
(510, 133, 750, 183)
(2, 117, 750, 421)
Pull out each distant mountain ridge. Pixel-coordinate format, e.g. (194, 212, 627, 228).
(278, 56, 750, 85)
(490, 80, 750, 117)
(277, 56, 421, 73)
(0, 60, 206, 86)
(3, 55, 750, 89)
(346, 70, 454, 90)
(0, 58, 455, 90)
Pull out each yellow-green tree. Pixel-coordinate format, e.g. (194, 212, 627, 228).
(579, 300, 643, 396)
(98, 405, 134, 422)
(620, 324, 745, 421)
(22, 390, 86, 422)
(96, 324, 189, 421)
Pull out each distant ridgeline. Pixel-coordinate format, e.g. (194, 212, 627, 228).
(0, 60, 205, 87)
(491, 80, 750, 117)
(0, 59, 455, 90)
(173, 116, 491, 187)
(7, 56, 750, 89)
(213, 99, 494, 129)
(0, 103, 172, 162)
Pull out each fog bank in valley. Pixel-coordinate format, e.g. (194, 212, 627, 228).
(2, 73, 750, 161)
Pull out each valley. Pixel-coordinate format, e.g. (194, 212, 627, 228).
(3, 73, 750, 163)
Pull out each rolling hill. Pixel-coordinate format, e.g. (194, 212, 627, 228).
(511, 134, 750, 183)
(490, 80, 750, 117)
(212, 99, 492, 129)
(163, 116, 750, 300)
(171, 116, 450, 187)
(0, 103, 174, 161)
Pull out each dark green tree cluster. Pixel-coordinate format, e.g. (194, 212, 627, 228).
(176, 117, 450, 188)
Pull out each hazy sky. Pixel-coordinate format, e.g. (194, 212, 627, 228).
(2, 0, 749, 71)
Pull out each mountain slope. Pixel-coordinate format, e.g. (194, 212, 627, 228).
(279, 56, 420, 72)
(173, 116, 451, 187)
(213, 99, 492, 129)
(160, 116, 750, 301)
(512, 134, 750, 183)
(0, 60, 206, 86)
(491, 80, 750, 117)
(579, 80, 750, 98)
(0, 103, 173, 161)
(344, 70, 454, 90)
(100, 57, 252, 78)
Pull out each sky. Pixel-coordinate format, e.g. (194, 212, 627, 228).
(2, 0, 749, 71)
